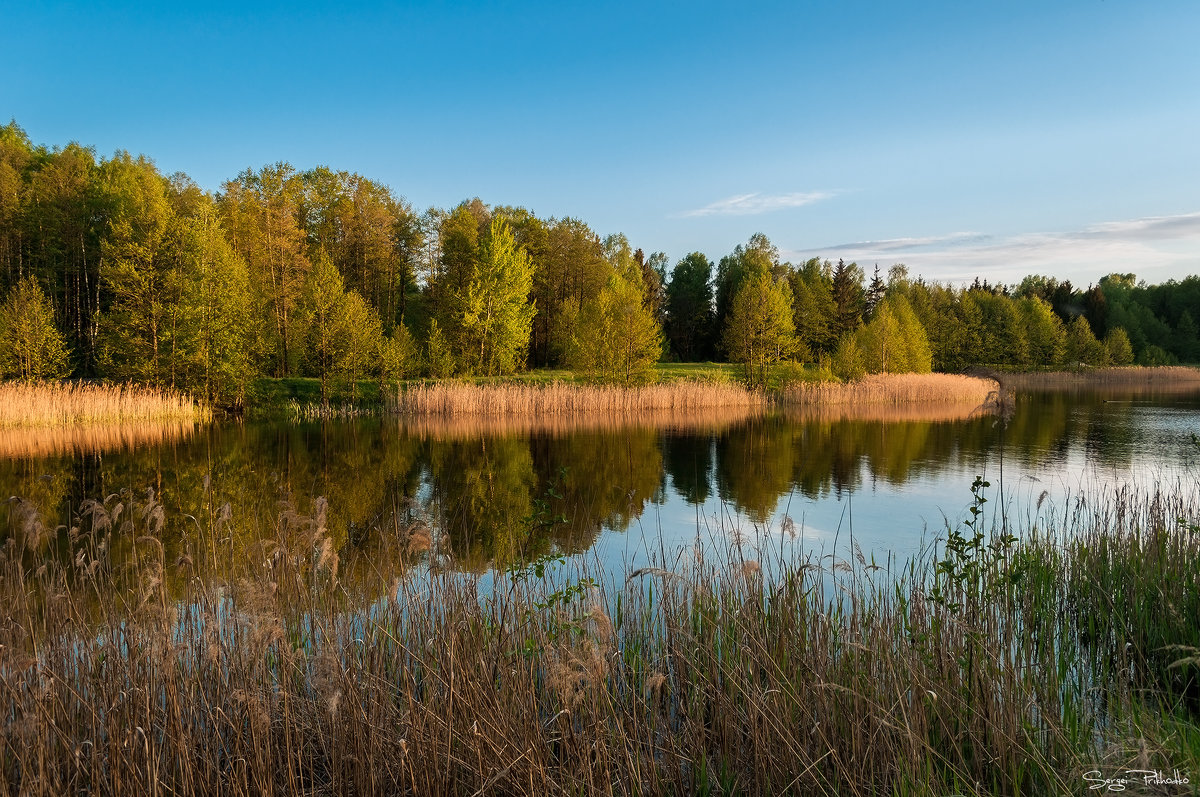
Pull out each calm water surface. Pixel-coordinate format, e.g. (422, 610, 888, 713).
(4, 391, 1200, 582)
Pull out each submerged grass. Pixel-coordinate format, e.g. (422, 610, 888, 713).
(1, 475, 1198, 795)
(0, 381, 207, 427)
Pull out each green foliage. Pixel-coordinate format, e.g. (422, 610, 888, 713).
(831, 334, 865, 381)
(1066, 315, 1107, 366)
(854, 295, 932, 374)
(0, 276, 71, 380)
(665, 252, 714, 361)
(1104, 327, 1134, 366)
(377, 324, 420, 384)
(424, 318, 456, 378)
(721, 271, 797, 389)
(300, 253, 382, 403)
(458, 220, 536, 376)
(566, 269, 663, 386)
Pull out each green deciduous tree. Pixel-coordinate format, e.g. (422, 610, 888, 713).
(855, 295, 932, 374)
(1104, 327, 1134, 366)
(567, 270, 663, 386)
(0, 276, 70, 379)
(300, 252, 382, 403)
(1066, 314, 1107, 366)
(721, 271, 797, 389)
(458, 220, 536, 376)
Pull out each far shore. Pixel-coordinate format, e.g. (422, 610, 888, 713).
(5, 365, 1200, 427)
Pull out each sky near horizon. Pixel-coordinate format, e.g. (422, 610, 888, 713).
(3, 0, 1199, 287)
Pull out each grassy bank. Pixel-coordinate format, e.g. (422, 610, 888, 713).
(2, 479, 1198, 795)
(0, 381, 208, 427)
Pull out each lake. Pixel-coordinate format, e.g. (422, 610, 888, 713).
(4, 387, 1199, 590)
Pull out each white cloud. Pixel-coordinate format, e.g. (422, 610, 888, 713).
(679, 191, 833, 218)
(784, 211, 1200, 286)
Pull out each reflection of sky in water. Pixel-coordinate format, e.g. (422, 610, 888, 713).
(588, 393, 1200, 579)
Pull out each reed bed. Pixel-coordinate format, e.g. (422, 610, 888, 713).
(0, 421, 197, 459)
(398, 403, 763, 440)
(0, 381, 207, 427)
(393, 380, 765, 416)
(1003, 365, 1200, 393)
(781, 372, 997, 406)
(1, 478, 1198, 795)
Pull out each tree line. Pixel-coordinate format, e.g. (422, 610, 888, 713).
(0, 122, 1193, 403)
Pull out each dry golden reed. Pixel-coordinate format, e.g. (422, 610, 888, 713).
(393, 380, 765, 416)
(0, 381, 207, 427)
(781, 372, 997, 406)
(1002, 365, 1200, 393)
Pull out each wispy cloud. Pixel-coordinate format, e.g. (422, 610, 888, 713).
(678, 191, 833, 218)
(785, 212, 1200, 285)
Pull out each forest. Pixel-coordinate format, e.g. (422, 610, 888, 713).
(1, 121, 1196, 407)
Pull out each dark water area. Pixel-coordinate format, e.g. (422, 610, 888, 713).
(3, 390, 1200, 583)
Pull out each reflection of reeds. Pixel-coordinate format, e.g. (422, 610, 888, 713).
(393, 380, 765, 416)
(400, 403, 764, 439)
(1004, 366, 1200, 394)
(0, 422, 198, 459)
(0, 381, 206, 426)
(781, 373, 997, 406)
(780, 400, 994, 424)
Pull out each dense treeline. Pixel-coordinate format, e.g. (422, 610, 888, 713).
(0, 122, 1193, 404)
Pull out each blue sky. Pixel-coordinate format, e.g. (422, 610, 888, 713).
(3, 0, 1199, 286)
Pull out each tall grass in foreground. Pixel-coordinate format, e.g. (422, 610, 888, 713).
(0, 381, 207, 427)
(1003, 365, 1200, 393)
(1, 480, 1198, 795)
(393, 380, 765, 416)
(781, 373, 997, 406)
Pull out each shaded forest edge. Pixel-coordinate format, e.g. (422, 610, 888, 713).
(2, 478, 1197, 794)
(2, 120, 1199, 414)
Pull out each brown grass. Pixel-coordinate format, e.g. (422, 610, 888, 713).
(1003, 365, 1200, 393)
(398, 404, 763, 439)
(781, 373, 997, 406)
(393, 380, 765, 416)
(0, 381, 207, 427)
(0, 422, 198, 459)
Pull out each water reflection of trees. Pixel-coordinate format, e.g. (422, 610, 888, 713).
(0, 393, 1165, 575)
